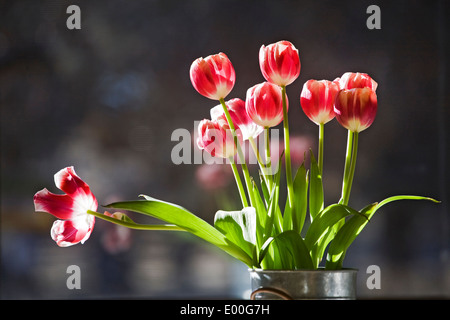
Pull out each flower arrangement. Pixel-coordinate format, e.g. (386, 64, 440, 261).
(34, 40, 438, 272)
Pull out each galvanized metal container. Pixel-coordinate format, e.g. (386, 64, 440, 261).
(249, 269, 358, 300)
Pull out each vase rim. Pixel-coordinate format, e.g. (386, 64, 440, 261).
(249, 268, 358, 273)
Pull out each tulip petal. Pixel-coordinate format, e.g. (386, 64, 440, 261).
(34, 188, 77, 220)
(51, 215, 95, 247)
(54, 166, 93, 199)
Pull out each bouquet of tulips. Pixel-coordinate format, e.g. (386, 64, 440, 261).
(34, 40, 438, 271)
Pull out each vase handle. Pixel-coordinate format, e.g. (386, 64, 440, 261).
(250, 287, 293, 300)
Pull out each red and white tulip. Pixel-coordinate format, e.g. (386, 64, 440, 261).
(300, 79, 340, 125)
(334, 87, 378, 133)
(197, 118, 239, 158)
(259, 40, 301, 87)
(245, 82, 287, 128)
(338, 72, 378, 91)
(190, 52, 236, 100)
(34, 166, 97, 247)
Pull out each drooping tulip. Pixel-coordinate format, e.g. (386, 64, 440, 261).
(245, 82, 287, 128)
(210, 98, 263, 141)
(259, 40, 301, 86)
(334, 87, 378, 133)
(338, 72, 378, 91)
(300, 79, 340, 125)
(190, 52, 235, 100)
(34, 167, 97, 247)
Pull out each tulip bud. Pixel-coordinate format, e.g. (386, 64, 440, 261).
(300, 79, 340, 125)
(197, 118, 238, 158)
(338, 72, 378, 91)
(190, 52, 235, 100)
(259, 40, 301, 86)
(245, 82, 287, 128)
(210, 98, 264, 141)
(334, 88, 378, 133)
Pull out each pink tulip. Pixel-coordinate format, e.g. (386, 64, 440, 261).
(197, 118, 239, 158)
(246, 82, 287, 128)
(338, 72, 378, 91)
(210, 98, 264, 141)
(34, 166, 98, 247)
(190, 52, 236, 100)
(300, 79, 340, 125)
(259, 40, 301, 86)
(334, 88, 378, 133)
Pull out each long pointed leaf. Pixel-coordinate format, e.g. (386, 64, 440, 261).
(305, 204, 363, 267)
(105, 195, 253, 267)
(326, 195, 440, 269)
(251, 182, 268, 249)
(291, 163, 308, 233)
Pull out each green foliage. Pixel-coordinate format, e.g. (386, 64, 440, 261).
(101, 177, 438, 270)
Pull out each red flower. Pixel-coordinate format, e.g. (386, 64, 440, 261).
(190, 52, 235, 100)
(197, 118, 239, 158)
(245, 82, 287, 128)
(338, 72, 378, 91)
(300, 79, 340, 125)
(259, 40, 301, 86)
(334, 88, 378, 133)
(34, 167, 97, 247)
(210, 98, 264, 141)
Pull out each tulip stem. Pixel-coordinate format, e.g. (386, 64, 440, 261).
(229, 156, 249, 208)
(220, 98, 256, 207)
(339, 131, 359, 206)
(318, 123, 324, 174)
(264, 128, 274, 187)
(86, 210, 185, 231)
(281, 86, 294, 209)
(249, 137, 271, 188)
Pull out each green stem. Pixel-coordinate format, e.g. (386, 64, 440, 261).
(342, 132, 359, 206)
(264, 127, 274, 188)
(318, 123, 324, 174)
(87, 210, 185, 231)
(339, 130, 354, 205)
(229, 156, 249, 208)
(220, 98, 256, 207)
(249, 137, 271, 188)
(281, 85, 294, 208)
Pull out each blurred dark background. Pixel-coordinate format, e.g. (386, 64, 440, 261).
(1, 0, 448, 299)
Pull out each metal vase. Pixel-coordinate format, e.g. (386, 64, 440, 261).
(249, 269, 358, 300)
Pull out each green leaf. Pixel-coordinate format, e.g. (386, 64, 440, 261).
(264, 177, 279, 241)
(325, 195, 440, 269)
(259, 171, 270, 204)
(214, 207, 257, 260)
(309, 150, 324, 221)
(304, 204, 363, 267)
(286, 162, 308, 234)
(262, 153, 284, 241)
(259, 230, 314, 270)
(251, 181, 268, 249)
(325, 204, 376, 269)
(105, 195, 254, 267)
